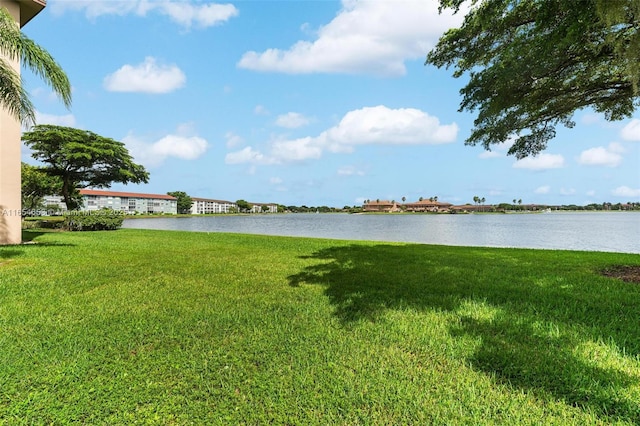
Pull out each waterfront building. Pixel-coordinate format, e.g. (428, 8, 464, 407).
(190, 198, 237, 214)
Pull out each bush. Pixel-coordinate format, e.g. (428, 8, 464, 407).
(22, 218, 65, 230)
(64, 210, 124, 231)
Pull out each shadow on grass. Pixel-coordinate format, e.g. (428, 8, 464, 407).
(288, 243, 640, 422)
(22, 230, 48, 242)
(0, 248, 23, 260)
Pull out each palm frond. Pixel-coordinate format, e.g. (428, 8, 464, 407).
(0, 7, 71, 123)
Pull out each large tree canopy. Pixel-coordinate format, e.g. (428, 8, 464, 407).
(426, 0, 640, 158)
(168, 191, 193, 214)
(21, 162, 62, 215)
(22, 125, 149, 210)
(0, 7, 71, 125)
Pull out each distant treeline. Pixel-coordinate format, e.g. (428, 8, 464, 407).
(283, 202, 639, 213)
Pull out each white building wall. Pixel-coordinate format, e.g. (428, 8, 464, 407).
(250, 203, 278, 213)
(191, 199, 237, 214)
(42, 193, 177, 215)
(83, 194, 177, 214)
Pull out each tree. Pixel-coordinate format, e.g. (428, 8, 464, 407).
(402, 196, 406, 203)
(427, 0, 640, 158)
(0, 8, 71, 125)
(22, 125, 149, 210)
(21, 162, 62, 215)
(168, 191, 193, 214)
(236, 199, 251, 212)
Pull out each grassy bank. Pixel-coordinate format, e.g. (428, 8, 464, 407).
(1, 229, 639, 424)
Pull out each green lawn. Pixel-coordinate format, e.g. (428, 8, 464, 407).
(1, 229, 639, 424)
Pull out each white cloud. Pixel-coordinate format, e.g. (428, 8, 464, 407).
(581, 113, 602, 125)
(620, 118, 640, 141)
(224, 146, 276, 165)
(586, 190, 596, 197)
(578, 143, 624, 167)
(158, 2, 238, 29)
(104, 57, 186, 94)
(478, 151, 502, 159)
(323, 105, 458, 147)
(612, 186, 640, 198)
(225, 132, 244, 148)
(337, 166, 365, 176)
(271, 137, 324, 162)
(225, 105, 458, 165)
(238, 0, 464, 76)
(269, 177, 283, 185)
(478, 138, 515, 159)
(34, 111, 76, 127)
(123, 123, 208, 167)
(254, 105, 269, 115)
(534, 185, 551, 194)
(275, 112, 311, 129)
(560, 188, 576, 196)
(50, 0, 238, 29)
(513, 154, 565, 170)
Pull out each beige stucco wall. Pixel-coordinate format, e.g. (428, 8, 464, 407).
(0, 0, 22, 244)
(0, 0, 45, 244)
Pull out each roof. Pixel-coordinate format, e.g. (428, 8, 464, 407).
(192, 197, 235, 204)
(405, 200, 453, 207)
(19, 0, 46, 27)
(365, 200, 394, 205)
(79, 189, 177, 201)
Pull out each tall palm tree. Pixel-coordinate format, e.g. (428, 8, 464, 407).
(0, 7, 71, 126)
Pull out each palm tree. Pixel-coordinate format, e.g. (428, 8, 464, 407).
(1, 5, 71, 245)
(0, 7, 71, 125)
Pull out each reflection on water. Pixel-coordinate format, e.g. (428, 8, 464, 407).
(123, 212, 640, 254)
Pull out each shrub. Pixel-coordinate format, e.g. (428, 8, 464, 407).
(64, 210, 124, 231)
(22, 218, 65, 230)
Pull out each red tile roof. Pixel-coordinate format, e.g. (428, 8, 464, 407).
(192, 197, 234, 203)
(79, 189, 177, 200)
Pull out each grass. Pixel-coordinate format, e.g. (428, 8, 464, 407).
(1, 229, 640, 424)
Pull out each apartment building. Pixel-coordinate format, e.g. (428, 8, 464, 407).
(190, 197, 237, 214)
(78, 189, 177, 214)
(44, 190, 177, 214)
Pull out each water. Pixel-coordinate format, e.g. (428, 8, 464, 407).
(122, 212, 640, 254)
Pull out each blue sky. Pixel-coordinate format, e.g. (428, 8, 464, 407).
(21, 0, 640, 207)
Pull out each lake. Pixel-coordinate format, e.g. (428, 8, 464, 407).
(122, 212, 640, 254)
